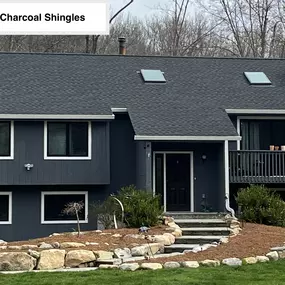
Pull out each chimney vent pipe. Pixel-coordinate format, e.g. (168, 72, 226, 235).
(118, 37, 126, 55)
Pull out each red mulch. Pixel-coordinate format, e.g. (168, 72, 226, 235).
(5, 225, 167, 252)
(144, 223, 285, 263)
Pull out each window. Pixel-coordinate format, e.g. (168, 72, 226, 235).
(140, 69, 166, 83)
(244, 72, 271, 85)
(0, 192, 12, 224)
(240, 119, 285, 150)
(0, 122, 13, 159)
(41, 191, 88, 224)
(45, 122, 91, 159)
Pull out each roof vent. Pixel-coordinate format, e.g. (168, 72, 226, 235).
(140, 69, 166, 83)
(244, 72, 271, 85)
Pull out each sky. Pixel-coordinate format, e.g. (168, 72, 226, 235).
(109, 0, 165, 18)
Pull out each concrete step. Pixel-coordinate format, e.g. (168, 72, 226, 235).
(166, 212, 226, 220)
(181, 227, 231, 236)
(164, 244, 199, 253)
(175, 235, 224, 244)
(175, 219, 228, 228)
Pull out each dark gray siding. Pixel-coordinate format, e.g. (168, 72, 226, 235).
(152, 142, 225, 212)
(0, 185, 108, 241)
(0, 121, 110, 185)
(229, 115, 238, 150)
(108, 114, 136, 194)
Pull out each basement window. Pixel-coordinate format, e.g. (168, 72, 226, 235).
(0, 192, 12, 224)
(244, 72, 272, 85)
(41, 191, 88, 224)
(140, 69, 166, 83)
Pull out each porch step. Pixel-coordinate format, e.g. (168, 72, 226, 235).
(164, 244, 199, 254)
(175, 219, 228, 228)
(181, 227, 231, 236)
(165, 212, 226, 220)
(175, 235, 225, 244)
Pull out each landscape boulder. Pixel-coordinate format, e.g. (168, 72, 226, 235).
(131, 243, 164, 256)
(163, 261, 180, 269)
(0, 240, 7, 246)
(243, 257, 257, 265)
(60, 242, 86, 249)
(28, 250, 40, 259)
(256, 256, 269, 263)
(99, 264, 119, 269)
(266, 251, 279, 261)
(0, 252, 36, 271)
(180, 261, 199, 268)
(65, 250, 96, 268)
(200, 259, 220, 267)
(37, 249, 66, 270)
(93, 250, 113, 260)
(119, 263, 140, 271)
(113, 248, 132, 259)
(39, 242, 53, 249)
(222, 258, 242, 267)
(140, 263, 163, 270)
(21, 245, 38, 250)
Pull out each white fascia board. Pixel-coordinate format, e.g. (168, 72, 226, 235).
(226, 109, 285, 115)
(134, 135, 241, 141)
(0, 114, 114, 120)
(111, 108, 128, 113)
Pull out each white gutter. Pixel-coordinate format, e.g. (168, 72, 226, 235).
(134, 135, 241, 141)
(226, 109, 285, 114)
(0, 114, 114, 120)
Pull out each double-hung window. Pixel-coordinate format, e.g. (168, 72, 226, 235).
(45, 122, 91, 159)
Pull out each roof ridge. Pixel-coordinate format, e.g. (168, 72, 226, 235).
(0, 51, 284, 61)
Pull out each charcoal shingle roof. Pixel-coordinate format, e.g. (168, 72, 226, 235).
(1, 52, 285, 137)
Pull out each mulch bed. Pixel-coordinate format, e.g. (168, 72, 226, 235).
(144, 223, 285, 263)
(5, 225, 167, 252)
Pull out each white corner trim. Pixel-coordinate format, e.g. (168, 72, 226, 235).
(236, 117, 241, 150)
(0, 114, 114, 120)
(0, 192, 12, 225)
(224, 140, 230, 198)
(111, 108, 128, 113)
(41, 191, 88, 224)
(134, 135, 241, 141)
(44, 121, 92, 160)
(0, 121, 14, 160)
(226, 109, 285, 115)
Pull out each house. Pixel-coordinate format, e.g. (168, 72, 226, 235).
(1, 44, 285, 241)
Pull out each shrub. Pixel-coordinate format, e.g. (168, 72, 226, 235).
(236, 184, 285, 226)
(116, 185, 163, 228)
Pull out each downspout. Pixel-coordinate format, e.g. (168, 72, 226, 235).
(224, 140, 236, 219)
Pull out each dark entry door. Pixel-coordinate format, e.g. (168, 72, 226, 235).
(166, 153, 191, 211)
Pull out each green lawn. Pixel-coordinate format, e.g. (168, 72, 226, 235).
(1, 260, 285, 285)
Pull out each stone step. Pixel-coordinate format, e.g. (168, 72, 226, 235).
(165, 212, 226, 220)
(175, 235, 224, 244)
(174, 219, 228, 228)
(164, 244, 199, 253)
(181, 227, 231, 236)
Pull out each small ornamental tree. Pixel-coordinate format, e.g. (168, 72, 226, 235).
(62, 201, 85, 237)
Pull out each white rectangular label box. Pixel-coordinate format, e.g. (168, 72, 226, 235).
(0, 0, 109, 35)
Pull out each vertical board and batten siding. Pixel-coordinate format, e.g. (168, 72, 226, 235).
(152, 142, 225, 212)
(0, 121, 110, 185)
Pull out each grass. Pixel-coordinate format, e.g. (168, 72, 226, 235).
(1, 260, 285, 285)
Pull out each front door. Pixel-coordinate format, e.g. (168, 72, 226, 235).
(154, 152, 192, 212)
(166, 154, 190, 211)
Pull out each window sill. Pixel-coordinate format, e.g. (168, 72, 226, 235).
(44, 156, 91, 160)
(41, 220, 88, 225)
(0, 156, 14, 160)
(0, 221, 12, 225)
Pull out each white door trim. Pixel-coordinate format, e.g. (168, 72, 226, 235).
(153, 151, 194, 212)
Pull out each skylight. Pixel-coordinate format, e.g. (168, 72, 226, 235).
(244, 72, 272, 85)
(140, 69, 166, 83)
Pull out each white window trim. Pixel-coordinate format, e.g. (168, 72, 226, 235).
(0, 192, 12, 225)
(41, 191, 88, 224)
(0, 121, 14, 160)
(44, 121, 92, 160)
(237, 115, 285, 150)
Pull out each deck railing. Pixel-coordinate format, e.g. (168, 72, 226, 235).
(229, 150, 285, 183)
